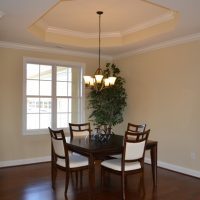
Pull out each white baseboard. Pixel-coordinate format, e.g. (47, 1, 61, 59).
(0, 156, 199, 179)
(145, 157, 200, 178)
(0, 156, 51, 168)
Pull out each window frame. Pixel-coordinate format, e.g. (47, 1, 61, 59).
(23, 57, 86, 135)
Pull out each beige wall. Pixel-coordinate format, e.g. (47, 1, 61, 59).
(0, 47, 109, 162)
(115, 40, 200, 171)
(1, 41, 200, 173)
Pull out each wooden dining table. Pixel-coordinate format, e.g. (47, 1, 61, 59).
(65, 134, 157, 200)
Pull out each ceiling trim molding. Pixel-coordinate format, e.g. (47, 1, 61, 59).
(115, 32, 200, 59)
(45, 10, 176, 39)
(1, 32, 200, 60)
(121, 10, 175, 36)
(47, 26, 121, 39)
(0, 41, 113, 60)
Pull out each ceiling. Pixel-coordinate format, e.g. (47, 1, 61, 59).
(0, 0, 200, 57)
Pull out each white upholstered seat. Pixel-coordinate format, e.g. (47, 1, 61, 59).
(101, 129, 150, 200)
(101, 159, 141, 171)
(57, 154, 88, 168)
(48, 127, 89, 198)
(109, 123, 146, 159)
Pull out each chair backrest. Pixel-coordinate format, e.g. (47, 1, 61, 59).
(127, 123, 146, 133)
(69, 123, 91, 138)
(48, 127, 69, 165)
(123, 129, 150, 162)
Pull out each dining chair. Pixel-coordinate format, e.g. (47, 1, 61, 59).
(101, 129, 150, 200)
(127, 122, 146, 133)
(69, 122, 92, 138)
(48, 127, 89, 197)
(110, 122, 146, 159)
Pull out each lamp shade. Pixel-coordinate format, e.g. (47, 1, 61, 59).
(108, 77, 117, 85)
(95, 74, 103, 83)
(83, 76, 92, 85)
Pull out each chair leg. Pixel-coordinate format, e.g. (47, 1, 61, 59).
(121, 172, 126, 200)
(80, 170, 83, 188)
(139, 172, 145, 198)
(101, 167, 104, 187)
(125, 175, 128, 188)
(51, 163, 57, 190)
(75, 171, 78, 188)
(65, 170, 70, 197)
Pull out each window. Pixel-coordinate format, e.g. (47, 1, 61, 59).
(23, 58, 85, 135)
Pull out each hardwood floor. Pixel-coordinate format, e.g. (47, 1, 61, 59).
(0, 162, 199, 200)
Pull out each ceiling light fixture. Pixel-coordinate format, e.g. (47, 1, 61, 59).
(83, 11, 116, 92)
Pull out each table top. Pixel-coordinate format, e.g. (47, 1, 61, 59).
(65, 134, 157, 157)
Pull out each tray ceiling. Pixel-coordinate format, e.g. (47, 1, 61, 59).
(29, 0, 178, 48)
(1, 0, 200, 56)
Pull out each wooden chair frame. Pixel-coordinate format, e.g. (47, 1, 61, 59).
(127, 122, 146, 132)
(48, 127, 88, 197)
(69, 122, 92, 138)
(101, 129, 150, 200)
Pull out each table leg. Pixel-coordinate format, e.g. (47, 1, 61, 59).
(150, 143, 157, 187)
(89, 153, 95, 200)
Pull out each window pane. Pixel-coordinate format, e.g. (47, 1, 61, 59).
(57, 82, 67, 96)
(68, 113, 71, 124)
(40, 65, 52, 80)
(57, 67, 67, 81)
(67, 82, 72, 96)
(40, 98, 51, 113)
(24, 60, 83, 133)
(69, 99, 71, 112)
(67, 68, 72, 82)
(40, 114, 51, 128)
(27, 98, 39, 113)
(27, 114, 39, 129)
(27, 80, 39, 95)
(57, 113, 68, 128)
(40, 81, 51, 96)
(57, 98, 71, 112)
(27, 64, 39, 80)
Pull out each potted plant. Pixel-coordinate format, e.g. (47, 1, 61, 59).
(87, 63, 127, 134)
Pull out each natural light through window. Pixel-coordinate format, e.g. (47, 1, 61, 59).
(23, 58, 84, 135)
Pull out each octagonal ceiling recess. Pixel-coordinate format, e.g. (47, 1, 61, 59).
(29, 0, 179, 48)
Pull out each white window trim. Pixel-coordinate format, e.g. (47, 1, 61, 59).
(22, 57, 86, 135)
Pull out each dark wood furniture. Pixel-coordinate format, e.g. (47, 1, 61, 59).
(127, 122, 146, 132)
(65, 134, 158, 200)
(101, 130, 150, 200)
(110, 123, 147, 158)
(48, 127, 89, 197)
(69, 122, 92, 138)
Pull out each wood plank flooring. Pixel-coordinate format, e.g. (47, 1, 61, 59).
(0, 162, 199, 200)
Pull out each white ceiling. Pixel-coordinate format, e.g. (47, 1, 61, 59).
(0, 0, 200, 56)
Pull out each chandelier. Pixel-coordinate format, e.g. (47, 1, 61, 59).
(83, 11, 116, 92)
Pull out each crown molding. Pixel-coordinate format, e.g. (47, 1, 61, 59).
(1, 32, 200, 60)
(121, 10, 175, 36)
(0, 41, 113, 60)
(47, 26, 121, 39)
(45, 11, 175, 39)
(115, 32, 200, 59)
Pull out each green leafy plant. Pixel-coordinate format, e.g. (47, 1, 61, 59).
(87, 63, 127, 133)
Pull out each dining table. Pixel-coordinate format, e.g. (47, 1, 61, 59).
(65, 134, 157, 200)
